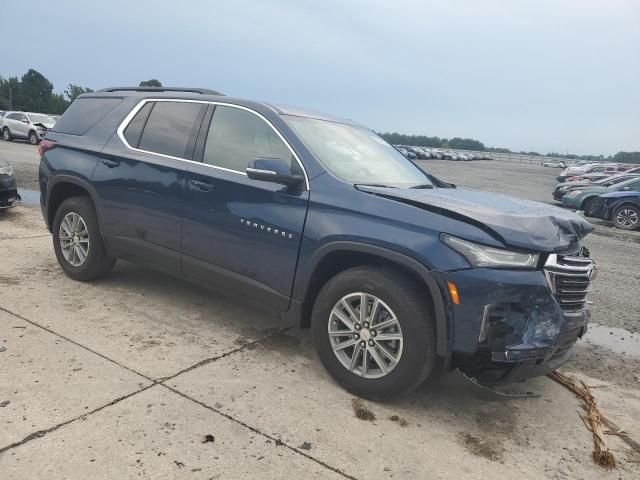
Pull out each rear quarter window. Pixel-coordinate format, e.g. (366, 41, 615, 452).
(53, 97, 123, 135)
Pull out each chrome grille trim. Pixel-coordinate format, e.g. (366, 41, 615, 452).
(544, 254, 596, 312)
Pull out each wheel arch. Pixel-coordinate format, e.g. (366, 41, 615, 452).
(579, 195, 598, 210)
(287, 242, 450, 357)
(46, 175, 102, 234)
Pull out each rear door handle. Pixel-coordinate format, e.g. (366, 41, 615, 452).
(102, 159, 120, 168)
(189, 179, 215, 192)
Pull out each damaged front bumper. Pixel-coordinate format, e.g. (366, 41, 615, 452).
(438, 253, 595, 384)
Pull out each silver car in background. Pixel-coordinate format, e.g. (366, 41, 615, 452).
(1, 111, 57, 144)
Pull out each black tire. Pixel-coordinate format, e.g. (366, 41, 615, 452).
(612, 204, 640, 231)
(311, 266, 438, 401)
(2, 128, 12, 141)
(582, 197, 598, 217)
(52, 196, 116, 281)
(28, 130, 39, 145)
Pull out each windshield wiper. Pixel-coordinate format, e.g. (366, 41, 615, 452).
(410, 184, 434, 189)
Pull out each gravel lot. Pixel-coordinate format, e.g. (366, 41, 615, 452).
(1, 141, 639, 479)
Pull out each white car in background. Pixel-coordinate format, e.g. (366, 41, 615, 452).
(1, 111, 57, 145)
(542, 160, 566, 168)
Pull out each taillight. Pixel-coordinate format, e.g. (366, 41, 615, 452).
(38, 139, 56, 156)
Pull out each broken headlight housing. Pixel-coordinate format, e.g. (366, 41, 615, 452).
(442, 235, 539, 269)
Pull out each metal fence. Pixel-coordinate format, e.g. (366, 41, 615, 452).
(433, 148, 568, 165)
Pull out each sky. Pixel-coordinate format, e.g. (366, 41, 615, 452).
(2, 0, 639, 156)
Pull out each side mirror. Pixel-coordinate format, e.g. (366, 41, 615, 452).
(21, 119, 29, 123)
(246, 158, 304, 189)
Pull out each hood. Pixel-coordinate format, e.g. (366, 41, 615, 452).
(357, 186, 593, 253)
(556, 180, 591, 189)
(573, 186, 608, 194)
(33, 122, 55, 129)
(601, 191, 640, 199)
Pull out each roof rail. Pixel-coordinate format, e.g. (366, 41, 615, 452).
(97, 87, 224, 95)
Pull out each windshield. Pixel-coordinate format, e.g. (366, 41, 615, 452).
(284, 116, 431, 188)
(28, 113, 55, 124)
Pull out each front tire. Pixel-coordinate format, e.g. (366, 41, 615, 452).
(28, 130, 39, 145)
(2, 128, 12, 141)
(311, 266, 438, 401)
(612, 204, 640, 231)
(52, 196, 116, 281)
(582, 197, 598, 217)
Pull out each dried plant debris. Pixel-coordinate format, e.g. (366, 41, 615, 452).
(548, 370, 616, 469)
(351, 398, 376, 421)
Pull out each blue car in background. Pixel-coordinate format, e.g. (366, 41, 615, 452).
(592, 191, 640, 230)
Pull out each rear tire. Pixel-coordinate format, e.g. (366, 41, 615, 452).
(311, 266, 438, 401)
(52, 196, 116, 281)
(612, 204, 640, 231)
(2, 128, 12, 141)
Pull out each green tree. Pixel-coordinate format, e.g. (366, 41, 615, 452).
(50, 93, 71, 114)
(139, 79, 162, 87)
(19, 69, 53, 112)
(0, 76, 21, 110)
(612, 151, 640, 164)
(64, 84, 94, 102)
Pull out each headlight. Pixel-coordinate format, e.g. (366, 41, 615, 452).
(0, 164, 13, 176)
(442, 235, 539, 269)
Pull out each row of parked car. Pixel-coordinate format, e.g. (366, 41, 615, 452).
(394, 145, 492, 161)
(552, 161, 640, 231)
(0, 110, 59, 145)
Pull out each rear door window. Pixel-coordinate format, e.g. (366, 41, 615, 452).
(202, 105, 293, 172)
(138, 101, 205, 159)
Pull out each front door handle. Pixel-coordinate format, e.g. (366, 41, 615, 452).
(102, 159, 120, 168)
(189, 179, 215, 192)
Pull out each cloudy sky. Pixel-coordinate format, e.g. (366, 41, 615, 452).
(2, 0, 639, 155)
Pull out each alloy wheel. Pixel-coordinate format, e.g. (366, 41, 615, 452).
(328, 292, 403, 379)
(59, 212, 90, 266)
(616, 208, 639, 229)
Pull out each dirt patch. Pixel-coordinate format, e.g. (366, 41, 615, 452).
(566, 343, 640, 390)
(459, 433, 504, 462)
(389, 415, 408, 427)
(0, 274, 20, 285)
(351, 398, 376, 421)
(258, 331, 302, 355)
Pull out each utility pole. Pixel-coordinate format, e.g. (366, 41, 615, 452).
(9, 86, 12, 110)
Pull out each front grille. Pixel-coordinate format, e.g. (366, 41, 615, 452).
(544, 254, 595, 312)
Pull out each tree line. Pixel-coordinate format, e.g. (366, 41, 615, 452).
(1, 68, 637, 163)
(0, 68, 162, 114)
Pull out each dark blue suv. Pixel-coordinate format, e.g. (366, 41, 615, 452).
(39, 87, 596, 399)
